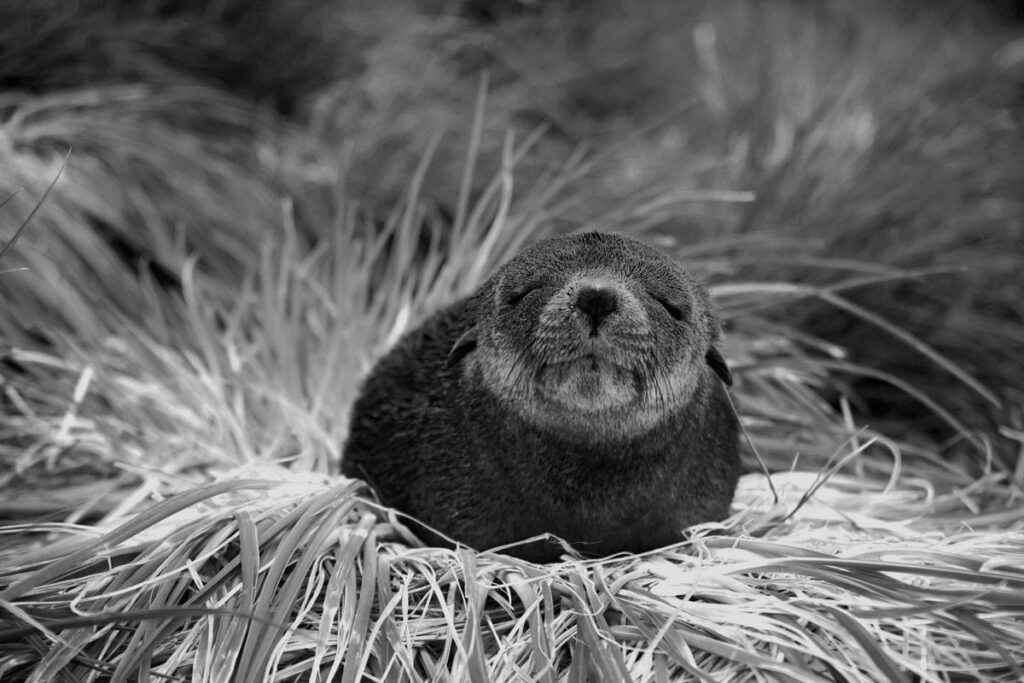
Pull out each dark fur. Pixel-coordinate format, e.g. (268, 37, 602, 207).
(343, 232, 740, 562)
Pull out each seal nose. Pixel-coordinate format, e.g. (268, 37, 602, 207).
(576, 286, 618, 333)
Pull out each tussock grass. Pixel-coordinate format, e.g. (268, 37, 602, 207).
(3, 153, 1022, 678)
(1, 0, 1023, 681)
(1, 471, 1021, 681)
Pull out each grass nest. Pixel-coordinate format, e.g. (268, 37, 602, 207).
(1, 0, 1023, 681)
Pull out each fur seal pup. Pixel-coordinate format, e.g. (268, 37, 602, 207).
(342, 231, 740, 562)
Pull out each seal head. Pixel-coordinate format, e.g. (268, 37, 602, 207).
(448, 231, 731, 442)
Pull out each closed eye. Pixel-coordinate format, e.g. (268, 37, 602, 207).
(651, 293, 686, 321)
(505, 283, 541, 307)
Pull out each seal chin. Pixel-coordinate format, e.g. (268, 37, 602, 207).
(537, 355, 639, 412)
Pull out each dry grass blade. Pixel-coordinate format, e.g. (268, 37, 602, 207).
(0, 479, 279, 603)
(822, 606, 909, 683)
(0, 606, 284, 644)
(0, 189, 21, 214)
(714, 280, 1001, 410)
(0, 149, 67, 264)
(816, 289, 1000, 409)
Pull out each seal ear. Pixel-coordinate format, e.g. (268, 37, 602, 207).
(705, 346, 733, 387)
(447, 327, 479, 367)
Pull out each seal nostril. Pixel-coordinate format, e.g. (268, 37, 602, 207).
(575, 286, 619, 329)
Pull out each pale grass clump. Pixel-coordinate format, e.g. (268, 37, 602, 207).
(1, 470, 1021, 680)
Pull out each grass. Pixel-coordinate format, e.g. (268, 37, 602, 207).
(1, 0, 1023, 680)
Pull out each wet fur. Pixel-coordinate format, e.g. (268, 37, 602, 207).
(343, 232, 740, 562)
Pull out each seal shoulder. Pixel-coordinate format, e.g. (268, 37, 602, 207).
(342, 297, 511, 547)
(342, 297, 469, 471)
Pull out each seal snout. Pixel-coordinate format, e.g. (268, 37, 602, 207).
(575, 286, 619, 335)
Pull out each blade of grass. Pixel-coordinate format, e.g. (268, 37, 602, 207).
(0, 149, 69, 264)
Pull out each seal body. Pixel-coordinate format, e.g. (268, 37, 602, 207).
(343, 231, 740, 562)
